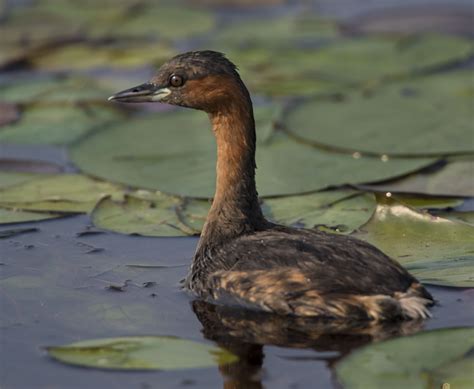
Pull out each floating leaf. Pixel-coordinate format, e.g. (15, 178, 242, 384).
(433, 211, 474, 227)
(0, 174, 123, 214)
(0, 207, 63, 224)
(0, 171, 39, 189)
(0, 76, 114, 104)
(0, 104, 120, 145)
(228, 34, 473, 96)
(32, 41, 175, 71)
(0, 8, 82, 46)
(46, 336, 238, 370)
(301, 34, 473, 84)
(336, 327, 474, 389)
(392, 195, 464, 210)
(88, 5, 216, 40)
(353, 197, 474, 287)
(285, 71, 474, 156)
(362, 160, 474, 197)
(91, 194, 194, 237)
(71, 108, 434, 198)
(263, 191, 376, 233)
(91, 189, 376, 237)
(404, 257, 474, 288)
(215, 14, 338, 49)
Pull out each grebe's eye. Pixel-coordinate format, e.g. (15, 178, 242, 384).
(169, 75, 184, 87)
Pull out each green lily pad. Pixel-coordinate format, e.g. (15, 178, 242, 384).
(215, 14, 338, 49)
(263, 191, 376, 233)
(70, 108, 434, 198)
(46, 336, 238, 370)
(0, 174, 124, 214)
(302, 34, 473, 84)
(336, 327, 474, 389)
(353, 197, 474, 287)
(91, 190, 376, 237)
(0, 8, 82, 46)
(88, 5, 216, 40)
(227, 34, 473, 96)
(285, 70, 474, 156)
(404, 257, 474, 288)
(91, 194, 196, 237)
(434, 211, 474, 227)
(0, 171, 39, 189)
(0, 104, 119, 145)
(0, 207, 63, 224)
(363, 160, 474, 197)
(393, 195, 464, 210)
(32, 41, 175, 71)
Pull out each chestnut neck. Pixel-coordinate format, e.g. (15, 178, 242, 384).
(199, 83, 266, 246)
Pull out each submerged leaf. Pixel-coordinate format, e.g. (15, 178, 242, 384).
(70, 108, 434, 198)
(0, 227, 38, 239)
(336, 327, 474, 389)
(285, 70, 474, 156)
(47, 336, 238, 370)
(353, 197, 474, 287)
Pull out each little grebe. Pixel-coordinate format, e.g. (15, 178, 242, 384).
(109, 50, 433, 322)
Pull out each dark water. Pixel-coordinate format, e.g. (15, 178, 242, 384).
(1, 215, 473, 389)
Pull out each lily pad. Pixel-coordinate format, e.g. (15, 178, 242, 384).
(70, 108, 434, 198)
(0, 207, 63, 224)
(46, 336, 238, 370)
(0, 174, 124, 214)
(227, 34, 473, 96)
(353, 197, 474, 287)
(434, 211, 474, 227)
(0, 76, 114, 104)
(285, 70, 474, 156)
(0, 104, 120, 145)
(0, 171, 39, 189)
(32, 41, 175, 71)
(263, 191, 376, 233)
(0, 8, 82, 46)
(215, 14, 338, 49)
(362, 160, 474, 197)
(88, 5, 216, 40)
(91, 190, 377, 237)
(301, 34, 473, 84)
(336, 327, 474, 389)
(392, 195, 464, 210)
(91, 194, 196, 237)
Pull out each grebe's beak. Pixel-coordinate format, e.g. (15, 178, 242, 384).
(108, 83, 171, 103)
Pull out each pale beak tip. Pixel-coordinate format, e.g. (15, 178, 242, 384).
(107, 95, 116, 101)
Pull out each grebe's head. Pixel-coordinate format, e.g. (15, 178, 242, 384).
(109, 50, 247, 112)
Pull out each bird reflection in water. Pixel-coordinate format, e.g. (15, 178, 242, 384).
(192, 300, 425, 389)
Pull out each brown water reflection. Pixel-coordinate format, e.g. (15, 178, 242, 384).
(192, 300, 425, 388)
